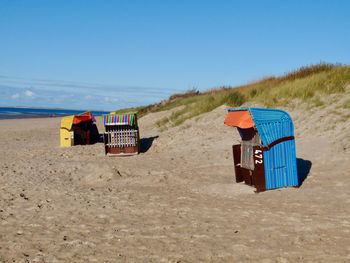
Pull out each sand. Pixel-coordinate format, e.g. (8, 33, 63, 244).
(0, 105, 349, 262)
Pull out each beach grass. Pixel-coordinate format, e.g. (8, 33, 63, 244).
(117, 63, 350, 127)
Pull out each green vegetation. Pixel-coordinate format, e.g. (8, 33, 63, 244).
(340, 113, 350, 122)
(251, 66, 350, 107)
(111, 106, 144, 115)
(156, 116, 170, 127)
(154, 91, 246, 127)
(116, 63, 350, 127)
(311, 96, 325, 108)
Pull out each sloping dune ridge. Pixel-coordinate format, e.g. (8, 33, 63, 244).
(0, 97, 349, 262)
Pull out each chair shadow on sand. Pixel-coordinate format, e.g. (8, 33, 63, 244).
(297, 158, 312, 186)
(140, 136, 159, 153)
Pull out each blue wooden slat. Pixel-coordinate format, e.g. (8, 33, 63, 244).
(227, 107, 298, 190)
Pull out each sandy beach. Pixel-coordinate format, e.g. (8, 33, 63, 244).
(0, 105, 349, 262)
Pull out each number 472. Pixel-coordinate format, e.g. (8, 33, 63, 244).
(254, 149, 263, 164)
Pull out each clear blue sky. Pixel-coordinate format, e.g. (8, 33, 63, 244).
(0, 0, 349, 110)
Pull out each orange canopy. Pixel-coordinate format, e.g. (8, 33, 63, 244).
(224, 110, 255, 128)
(73, 112, 95, 125)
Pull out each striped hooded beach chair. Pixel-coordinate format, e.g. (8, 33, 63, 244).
(103, 113, 140, 155)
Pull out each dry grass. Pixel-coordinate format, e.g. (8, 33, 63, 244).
(343, 99, 350, 109)
(116, 63, 350, 127)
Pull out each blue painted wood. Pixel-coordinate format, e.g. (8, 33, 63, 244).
(227, 107, 298, 190)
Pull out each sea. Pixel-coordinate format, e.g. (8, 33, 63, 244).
(0, 107, 110, 120)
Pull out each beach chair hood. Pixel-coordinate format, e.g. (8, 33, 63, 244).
(224, 107, 294, 147)
(104, 113, 137, 126)
(60, 112, 95, 130)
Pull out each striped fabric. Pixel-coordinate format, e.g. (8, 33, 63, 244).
(104, 113, 137, 126)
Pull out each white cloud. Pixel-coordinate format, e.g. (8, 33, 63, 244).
(104, 97, 120, 103)
(24, 90, 34, 97)
(0, 81, 174, 111)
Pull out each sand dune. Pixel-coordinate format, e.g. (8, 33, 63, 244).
(0, 105, 349, 262)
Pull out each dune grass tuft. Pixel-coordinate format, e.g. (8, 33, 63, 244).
(343, 99, 350, 109)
